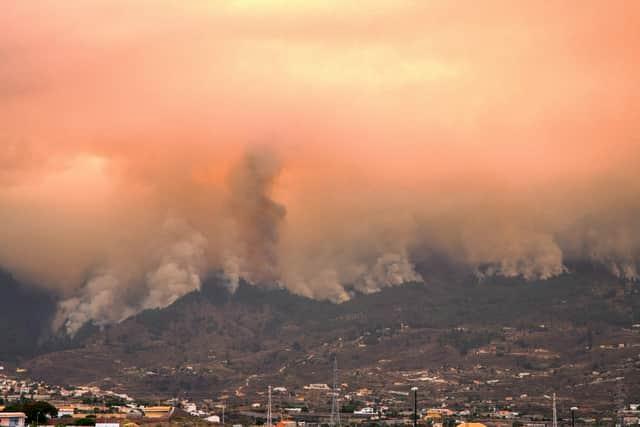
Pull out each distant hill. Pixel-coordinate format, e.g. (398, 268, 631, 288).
(8, 266, 640, 402)
(0, 270, 56, 361)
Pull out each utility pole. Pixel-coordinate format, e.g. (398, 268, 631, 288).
(267, 385, 273, 427)
(411, 387, 418, 427)
(330, 356, 341, 427)
(552, 393, 558, 427)
(571, 406, 578, 427)
(616, 380, 626, 427)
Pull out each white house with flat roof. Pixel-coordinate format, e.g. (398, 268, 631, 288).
(0, 413, 26, 427)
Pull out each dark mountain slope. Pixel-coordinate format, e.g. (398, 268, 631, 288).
(0, 270, 56, 361)
(16, 268, 640, 402)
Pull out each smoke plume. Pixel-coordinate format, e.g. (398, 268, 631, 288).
(225, 146, 287, 288)
(53, 219, 208, 335)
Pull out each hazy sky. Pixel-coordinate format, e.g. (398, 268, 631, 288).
(1, 1, 639, 334)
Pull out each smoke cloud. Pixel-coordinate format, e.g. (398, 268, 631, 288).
(1, 1, 639, 334)
(53, 219, 208, 335)
(225, 146, 287, 289)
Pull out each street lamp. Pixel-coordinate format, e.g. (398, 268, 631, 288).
(411, 387, 418, 427)
(571, 407, 579, 427)
(543, 393, 558, 427)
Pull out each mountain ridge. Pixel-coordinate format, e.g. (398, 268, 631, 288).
(3, 266, 638, 406)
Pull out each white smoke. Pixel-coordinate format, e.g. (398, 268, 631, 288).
(54, 218, 207, 336)
(355, 252, 424, 294)
(278, 248, 423, 303)
(141, 218, 207, 309)
(52, 273, 134, 336)
(285, 268, 351, 303)
(581, 224, 640, 281)
(222, 252, 244, 293)
(461, 227, 567, 281)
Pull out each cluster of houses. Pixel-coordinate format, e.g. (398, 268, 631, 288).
(0, 376, 133, 404)
(3, 370, 640, 427)
(0, 373, 212, 425)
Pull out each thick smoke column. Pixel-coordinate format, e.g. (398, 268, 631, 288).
(225, 146, 287, 289)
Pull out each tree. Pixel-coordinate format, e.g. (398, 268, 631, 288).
(443, 418, 457, 427)
(1, 403, 22, 413)
(2, 401, 58, 424)
(29, 401, 58, 424)
(341, 403, 357, 413)
(75, 417, 96, 426)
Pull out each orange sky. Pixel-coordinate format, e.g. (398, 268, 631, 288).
(1, 1, 639, 333)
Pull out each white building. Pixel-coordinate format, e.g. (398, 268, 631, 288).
(206, 415, 221, 423)
(0, 413, 26, 427)
(304, 384, 330, 391)
(354, 407, 376, 416)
